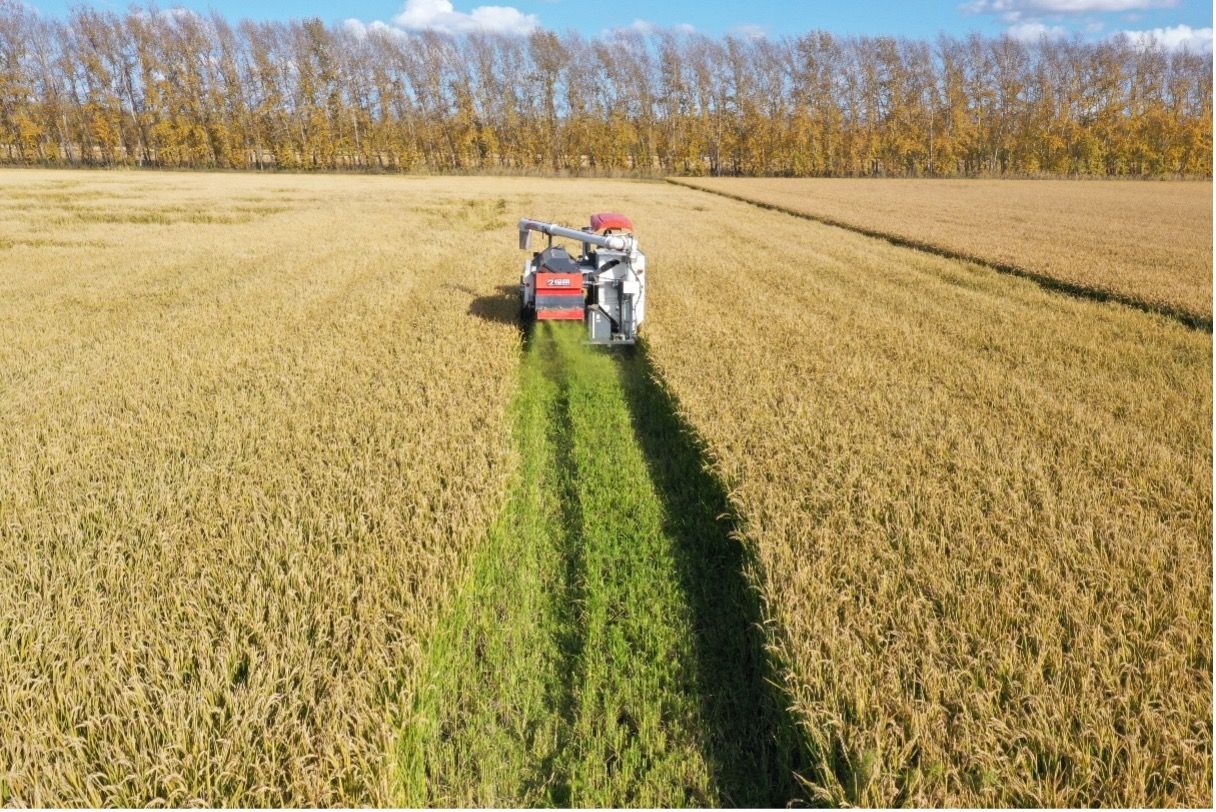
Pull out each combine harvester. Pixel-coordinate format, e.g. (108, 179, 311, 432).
(518, 213, 646, 345)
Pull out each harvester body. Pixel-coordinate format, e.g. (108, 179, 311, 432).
(518, 214, 646, 345)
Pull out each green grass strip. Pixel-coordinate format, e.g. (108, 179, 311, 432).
(399, 321, 807, 807)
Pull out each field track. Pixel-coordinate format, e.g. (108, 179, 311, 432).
(401, 322, 804, 806)
(0, 170, 1209, 806)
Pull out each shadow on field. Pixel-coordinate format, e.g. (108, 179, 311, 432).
(615, 344, 818, 807)
(467, 284, 522, 326)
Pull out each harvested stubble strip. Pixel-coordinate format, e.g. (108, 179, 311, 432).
(640, 190, 1213, 806)
(674, 177, 1213, 326)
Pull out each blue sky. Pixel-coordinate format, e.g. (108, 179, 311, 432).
(24, 0, 1215, 50)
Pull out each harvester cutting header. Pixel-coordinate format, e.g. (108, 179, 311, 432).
(518, 213, 646, 345)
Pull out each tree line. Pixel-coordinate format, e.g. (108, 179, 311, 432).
(0, 1, 1210, 177)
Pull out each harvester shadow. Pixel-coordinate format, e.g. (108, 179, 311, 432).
(615, 345, 819, 808)
(467, 284, 522, 327)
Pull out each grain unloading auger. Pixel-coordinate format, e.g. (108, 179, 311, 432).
(518, 213, 646, 345)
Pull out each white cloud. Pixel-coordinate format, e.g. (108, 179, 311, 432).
(731, 23, 768, 40)
(136, 6, 203, 25)
(624, 19, 659, 34)
(1007, 20, 1070, 40)
(601, 19, 697, 38)
(964, 1, 1177, 13)
(165, 7, 202, 21)
(965, 0, 1187, 40)
(393, 0, 538, 36)
(1117, 23, 1214, 52)
(342, 18, 409, 40)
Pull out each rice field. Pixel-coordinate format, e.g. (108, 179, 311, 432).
(0, 169, 1209, 807)
(673, 177, 1213, 326)
(640, 189, 1212, 806)
(0, 171, 523, 805)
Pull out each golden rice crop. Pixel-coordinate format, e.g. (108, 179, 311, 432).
(674, 177, 1213, 325)
(0, 169, 1209, 807)
(0, 170, 532, 805)
(639, 188, 1212, 806)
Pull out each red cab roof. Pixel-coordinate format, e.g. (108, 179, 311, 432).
(590, 212, 634, 234)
